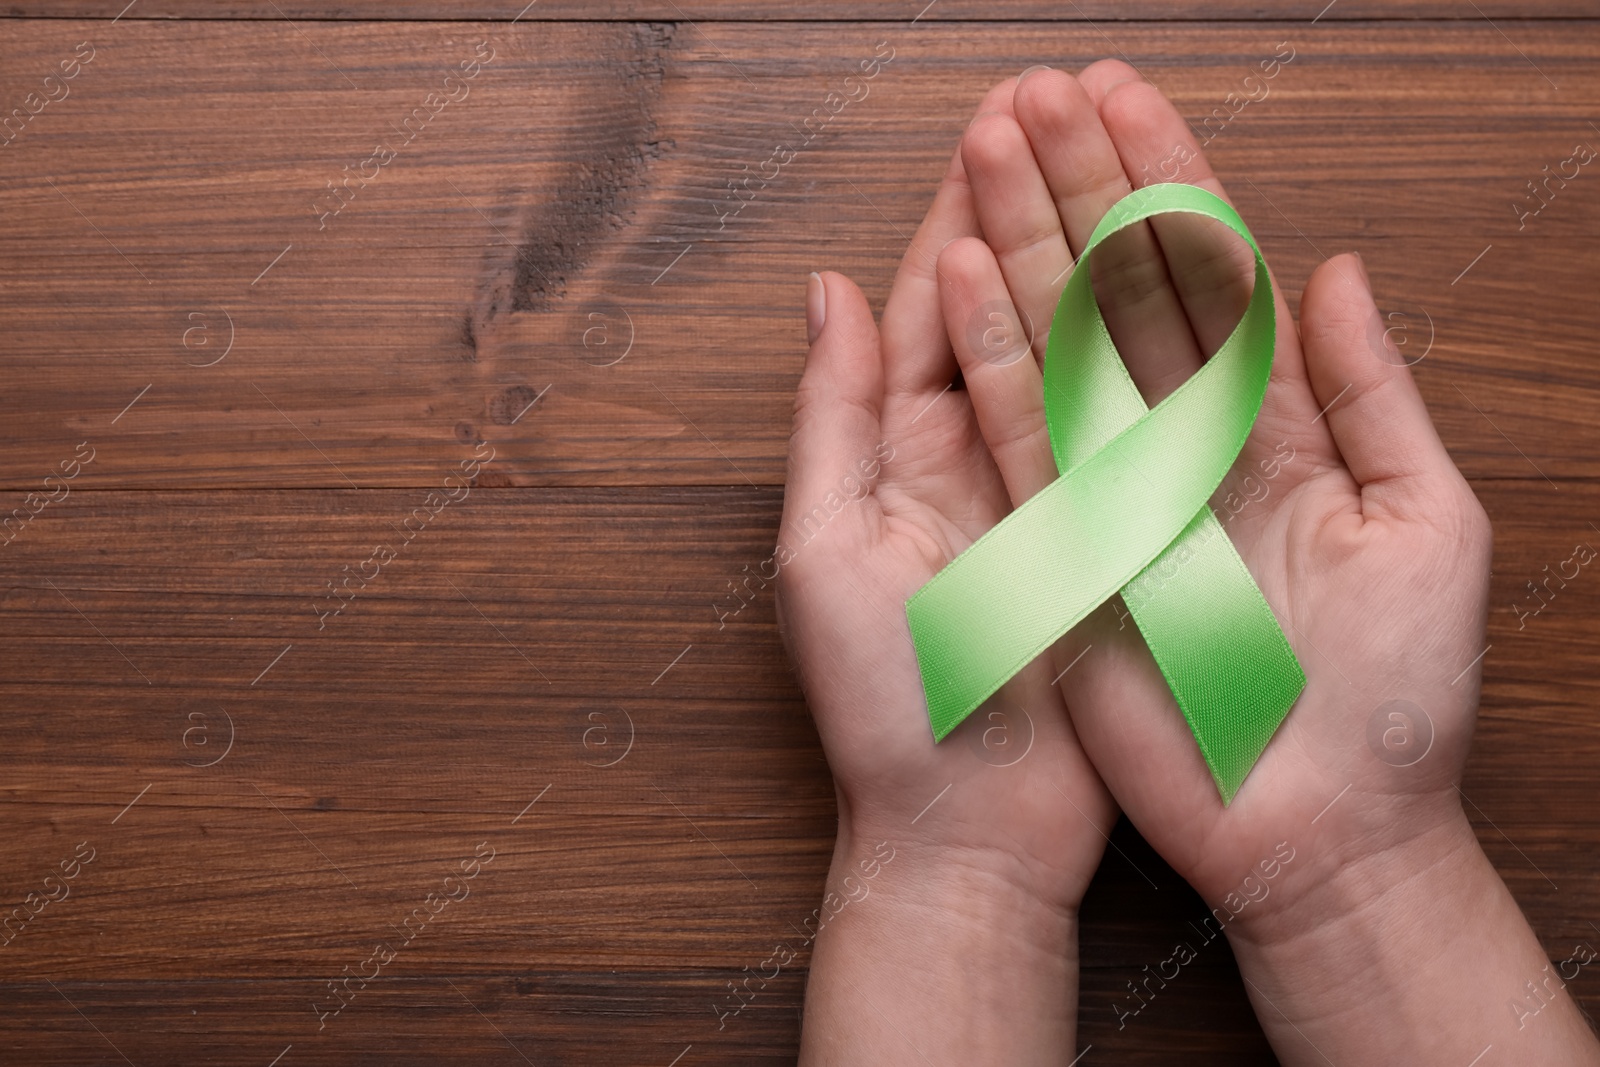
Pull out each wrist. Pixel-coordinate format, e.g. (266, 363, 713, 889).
(1226, 800, 1599, 1064)
(1226, 805, 1485, 1060)
(798, 818, 1082, 1065)
(1228, 788, 1476, 954)
(825, 811, 1080, 962)
(831, 801, 1084, 936)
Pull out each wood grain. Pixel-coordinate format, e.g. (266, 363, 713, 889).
(2, 481, 1599, 1062)
(0, 3, 1591, 20)
(3, 9, 1598, 1064)
(0, 21, 1596, 488)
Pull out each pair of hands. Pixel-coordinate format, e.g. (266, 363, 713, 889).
(778, 62, 1598, 1063)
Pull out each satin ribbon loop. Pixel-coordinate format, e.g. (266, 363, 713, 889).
(906, 183, 1304, 803)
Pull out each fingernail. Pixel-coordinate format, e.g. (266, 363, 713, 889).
(1351, 251, 1371, 291)
(1017, 64, 1053, 87)
(806, 272, 827, 345)
(1100, 73, 1141, 97)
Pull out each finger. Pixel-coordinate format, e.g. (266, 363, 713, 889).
(1090, 73, 1330, 459)
(880, 77, 1019, 403)
(1300, 253, 1467, 513)
(937, 237, 1057, 505)
(1097, 78, 1259, 357)
(1076, 58, 1145, 108)
(1009, 66, 1206, 404)
(959, 109, 1071, 365)
(786, 271, 886, 515)
(1093, 77, 1313, 383)
(1012, 67, 1146, 257)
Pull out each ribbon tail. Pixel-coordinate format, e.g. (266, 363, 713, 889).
(1122, 507, 1306, 803)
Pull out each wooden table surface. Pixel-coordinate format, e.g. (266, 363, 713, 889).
(1, 3, 1596, 1064)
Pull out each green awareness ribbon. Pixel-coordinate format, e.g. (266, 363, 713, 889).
(906, 183, 1304, 804)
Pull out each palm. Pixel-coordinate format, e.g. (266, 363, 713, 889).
(924, 61, 1491, 908)
(1055, 320, 1489, 901)
(777, 86, 1114, 912)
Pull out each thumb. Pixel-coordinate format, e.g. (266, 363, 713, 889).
(1299, 252, 1465, 520)
(784, 271, 886, 521)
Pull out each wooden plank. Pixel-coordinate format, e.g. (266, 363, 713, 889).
(0, 950, 1278, 1066)
(3, 7, 1596, 1064)
(0, 478, 1597, 1062)
(0, 20, 1596, 489)
(0, 4, 1592, 21)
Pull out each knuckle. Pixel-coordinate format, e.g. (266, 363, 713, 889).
(1167, 238, 1256, 306)
(1091, 242, 1173, 310)
(961, 112, 1020, 172)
